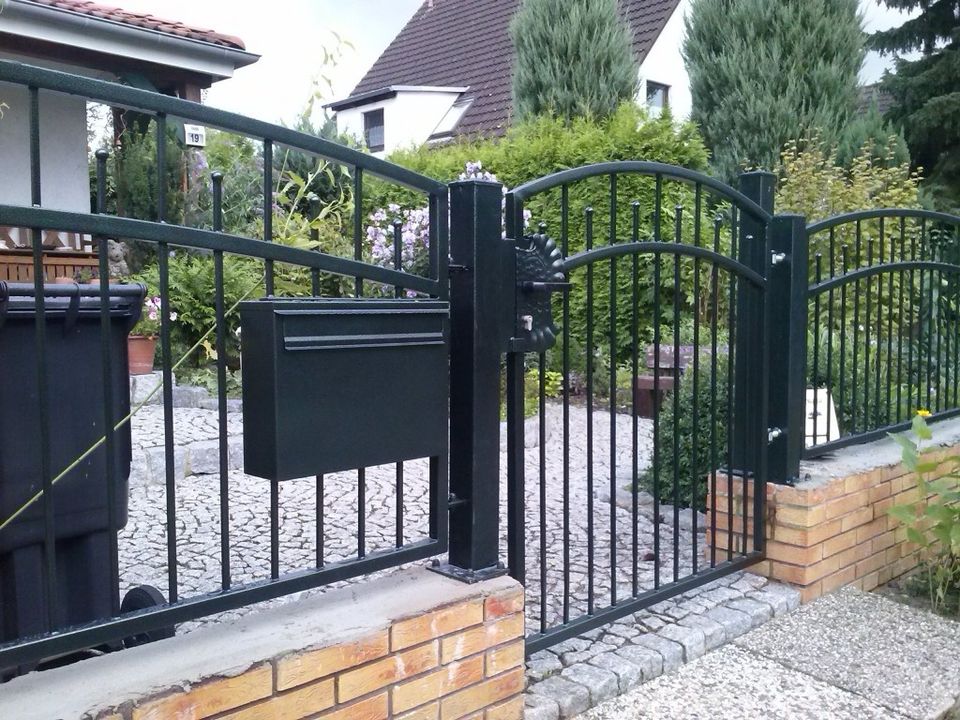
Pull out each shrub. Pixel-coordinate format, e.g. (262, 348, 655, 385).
(889, 414, 960, 616)
(638, 350, 730, 511)
(370, 105, 718, 363)
(130, 253, 263, 369)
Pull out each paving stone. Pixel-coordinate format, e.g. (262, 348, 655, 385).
(588, 651, 645, 693)
(578, 644, 909, 720)
(614, 645, 662, 681)
(529, 675, 591, 719)
(552, 637, 592, 655)
(748, 582, 801, 616)
(524, 693, 560, 720)
(604, 623, 641, 640)
(562, 663, 620, 705)
(735, 587, 960, 720)
(600, 632, 627, 647)
(631, 633, 683, 673)
(724, 597, 774, 628)
(656, 623, 706, 662)
(678, 614, 726, 651)
(637, 615, 666, 632)
(527, 653, 564, 682)
(703, 606, 753, 640)
(700, 586, 743, 604)
(660, 604, 690, 621)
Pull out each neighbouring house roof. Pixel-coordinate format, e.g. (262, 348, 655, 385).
(23, 0, 247, 49)
(345, 0, 682, 139)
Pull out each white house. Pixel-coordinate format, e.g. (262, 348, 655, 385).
(0, 0, 258, 258)
(328, 0, 692, 157)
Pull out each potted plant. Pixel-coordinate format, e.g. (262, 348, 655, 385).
(128, 295, 176, 375)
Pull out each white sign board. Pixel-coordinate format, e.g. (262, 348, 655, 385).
(805, 388, 840, 447)
(184, 124, 207, 148)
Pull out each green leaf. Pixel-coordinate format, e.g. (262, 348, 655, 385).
(906, 527, 929, 547)
(912, 414, 933, 440)
(951, 524, 960, 554)
(888, 505, 917, 524)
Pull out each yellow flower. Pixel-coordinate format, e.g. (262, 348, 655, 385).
(916, 409, 931, 418)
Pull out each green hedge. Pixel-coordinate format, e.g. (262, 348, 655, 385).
(368, 105, 728, 364)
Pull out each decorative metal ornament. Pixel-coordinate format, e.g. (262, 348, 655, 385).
(511, 232, 568, 353)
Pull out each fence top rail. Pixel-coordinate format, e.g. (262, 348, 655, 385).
(563, 240, 766, 288)
(807, 207, 960, 235)
(0, 59, 446, 195)
(809, 259, 960, 296)
(0, 204, 440, 296)
(506, 161, 773, 222)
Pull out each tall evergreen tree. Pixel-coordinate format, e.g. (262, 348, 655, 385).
(683, 0, 864, 180)
(511, 0, 638, 122)
(871, 0, 960, 211)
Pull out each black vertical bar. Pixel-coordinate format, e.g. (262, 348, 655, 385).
(356, 468, 365, 559)
(690, 186, 702, 574)
(156, 112, 179, 604)
(585, 207, 595, 612)
(262, 138, 274, 296)
(733, 173, 775, 477)
(630, 201, 639, 595)
(212, 172, 231, 591)
(852, 223, 862, 433)
(671, 206, 682, 581)
(393, 219, 405, 547)
(316, 474, 324, 568)
(726, 215, 736, 561)
(813, 255, 822, 445)
(934, 229, 943, 413)
(840, 246, 849, 431)
(561, 186, 571, 620)
(886, 220, 895, 425)
(864, 242, 874, 430)
(94, 150, 120, 616)
(449, 181, 512, 574)
(29, 85, 57, 630)
(506, 351, 526, 584)
(353, 167, 364, 297)
(608, 175, 618, 604)
(538, 352, 547, 631)
(766, 214, 808, 485)
(909, 225, 918, 413)
(309, 194, 321, 296)
(897, 219, 906, 422)
(652, 181, 662, 587)
(710, 214, 721, 568)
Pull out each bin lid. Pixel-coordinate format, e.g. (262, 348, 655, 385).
(0, 282, 145, 327)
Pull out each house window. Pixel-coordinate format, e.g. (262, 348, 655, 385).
(646, 81, 670, 113)
(363, 109, 385, 152)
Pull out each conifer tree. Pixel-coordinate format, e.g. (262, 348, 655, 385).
(871, 0, 960, 211)
(511, 0, 638, 122)
(683, 0, 864, 180)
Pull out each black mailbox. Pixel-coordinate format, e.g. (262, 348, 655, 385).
(240, 298, 449, 481)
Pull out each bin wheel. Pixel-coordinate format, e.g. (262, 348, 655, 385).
(121, 585, 175, 648)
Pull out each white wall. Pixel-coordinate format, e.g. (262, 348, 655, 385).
(637, 0, 692, 120)
(335, 90, 460, 156)
(0, 82, 90, 213)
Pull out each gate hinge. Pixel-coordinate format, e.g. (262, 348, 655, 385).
(770, 251, 788, 266)
(767, 427, 783, 443)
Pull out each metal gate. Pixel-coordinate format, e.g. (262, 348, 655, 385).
(501, 163, 777, 652)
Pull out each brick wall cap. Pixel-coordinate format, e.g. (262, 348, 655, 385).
(0, 567, 520, 720)
(799, 415, 960, 484)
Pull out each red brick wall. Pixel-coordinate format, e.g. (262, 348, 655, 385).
(705, 448, 953, 602)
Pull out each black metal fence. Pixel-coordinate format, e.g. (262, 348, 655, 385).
(1, 60, 960, 671)
(0, 60, 449, 673)
(803, 210, 960, 456)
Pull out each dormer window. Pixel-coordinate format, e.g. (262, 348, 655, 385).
(363, 109, 385, 152)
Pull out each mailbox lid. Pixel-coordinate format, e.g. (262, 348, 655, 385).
(240, 298, 449, 480)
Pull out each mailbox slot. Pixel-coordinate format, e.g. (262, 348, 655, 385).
(240, 299, 449, 481)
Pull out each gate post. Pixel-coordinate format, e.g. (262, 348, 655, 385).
(766, 215, 807, 485)
(733, 172, 775, 479)
(441, 180, 515, 579)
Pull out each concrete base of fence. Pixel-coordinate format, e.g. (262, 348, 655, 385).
(706, 416, 960, 604)
(0, 567, 525, 720)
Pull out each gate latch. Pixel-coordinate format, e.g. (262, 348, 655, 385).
(768, 427, 784, 443)
(510, 232, 567, 353)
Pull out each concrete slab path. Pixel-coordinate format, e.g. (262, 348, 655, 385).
(580, 587, 960, 720)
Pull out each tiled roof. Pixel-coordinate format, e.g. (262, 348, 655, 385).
(350, 0, 681, 138)
(22, 0, 247, 49)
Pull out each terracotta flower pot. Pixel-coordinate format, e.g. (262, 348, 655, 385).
(128, 335, 157, 375)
